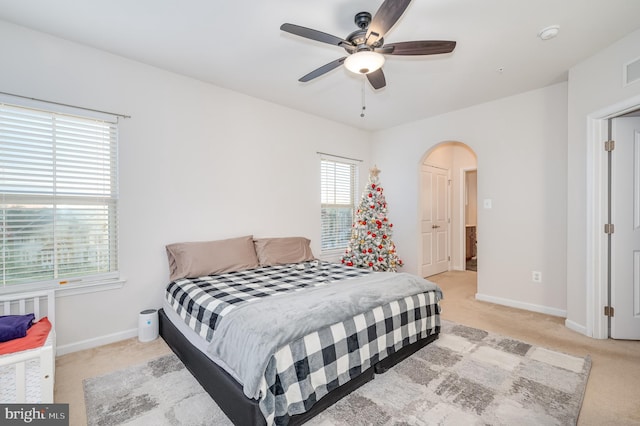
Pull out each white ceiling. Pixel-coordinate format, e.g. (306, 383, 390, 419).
(1, 0, 640, 130)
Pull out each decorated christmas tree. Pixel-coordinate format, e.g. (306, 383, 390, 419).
(341, 166, 403, 272)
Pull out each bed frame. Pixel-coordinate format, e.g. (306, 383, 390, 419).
(159, 308, 438, 425)
(0, 290, 56, 403)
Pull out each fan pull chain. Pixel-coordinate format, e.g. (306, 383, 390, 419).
(361, 75, 366, 118)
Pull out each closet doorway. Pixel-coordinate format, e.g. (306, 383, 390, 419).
(420, 142, 478, 277)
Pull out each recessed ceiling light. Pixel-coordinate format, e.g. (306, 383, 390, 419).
(538, 25, 560, 40)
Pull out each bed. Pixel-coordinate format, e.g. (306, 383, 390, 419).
(159, 236, 442, 425)
(0, 289, 56, 403)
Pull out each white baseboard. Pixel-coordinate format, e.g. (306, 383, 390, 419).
(475, 293, 567, 318)
(564, 319, 589, 337)
(56, 328, 138, 356)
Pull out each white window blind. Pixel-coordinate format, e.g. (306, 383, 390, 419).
(0, 102, 119, 290)
(320, 158, 358, 251)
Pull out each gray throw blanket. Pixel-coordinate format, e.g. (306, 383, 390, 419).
(206, 271, 443, 400)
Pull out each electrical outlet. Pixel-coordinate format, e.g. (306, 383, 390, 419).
(532, 271, 542, 283)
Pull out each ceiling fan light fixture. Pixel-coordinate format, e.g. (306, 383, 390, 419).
(344, 51, 385, 75)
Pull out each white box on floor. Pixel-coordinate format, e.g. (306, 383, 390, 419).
(138, 309, 159, 342)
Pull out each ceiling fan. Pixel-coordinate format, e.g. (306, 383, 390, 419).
(280, 0, 456, 90)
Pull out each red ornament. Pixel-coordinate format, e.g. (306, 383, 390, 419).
(372, 233, 377, 238)
(368, 193, 373, 198)
(368, 248, 373, 253)
(347, 262, 353, 266)
(341, 259, 345, 263)
(371, 184, 376, 189)
(383, 235, 387, 239)
(378, 257, 384, 262)
(389, 223, 393, 227)
(378, 245, 383, 249)
(368, 262, 374, 267)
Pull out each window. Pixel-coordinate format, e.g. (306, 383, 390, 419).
(320, 157, 358, 252)
(0, 102, 119, 291)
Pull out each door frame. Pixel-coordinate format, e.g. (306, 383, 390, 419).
(586, 93, 640, 339)
(460, 167, 477, 270)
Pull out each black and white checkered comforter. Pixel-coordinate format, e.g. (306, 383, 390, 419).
(165, 261, 371, 342)
(165, 262, 441, 425)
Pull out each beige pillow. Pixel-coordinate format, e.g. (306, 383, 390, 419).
(166, 235, 259, 281)
(254, 237, 315, 266)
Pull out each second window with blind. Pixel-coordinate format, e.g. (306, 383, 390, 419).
(320, 156, 359, 254)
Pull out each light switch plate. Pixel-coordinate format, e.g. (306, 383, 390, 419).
(483, 199, 492, 209)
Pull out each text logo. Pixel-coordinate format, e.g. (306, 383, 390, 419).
(1, 404, 69, 425)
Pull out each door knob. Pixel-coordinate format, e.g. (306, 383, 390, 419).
(432, 225, 440, 229)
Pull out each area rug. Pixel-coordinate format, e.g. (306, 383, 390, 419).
(84, 320, 591, 425)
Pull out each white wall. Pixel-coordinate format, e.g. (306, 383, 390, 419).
(566, 28, 640, 336)
(0, 21, 371, 352)
(371, 82, 568, 317)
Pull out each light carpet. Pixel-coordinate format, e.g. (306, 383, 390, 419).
(84, 320, 591, 425)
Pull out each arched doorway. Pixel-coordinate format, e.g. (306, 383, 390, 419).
(420, 142, 477, 277)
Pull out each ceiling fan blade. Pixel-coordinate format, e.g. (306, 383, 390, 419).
(374, 46, 395, 54)
(367, 68, 386, 90)
(281, 23, 351, 47)
(382, 40, 457, 56)
(366, 0, 411, 44)
(299, 57, 347, 82)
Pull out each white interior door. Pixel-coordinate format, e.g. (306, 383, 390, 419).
(611, 116, 640, 339)
(421, 165, 449, 277)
